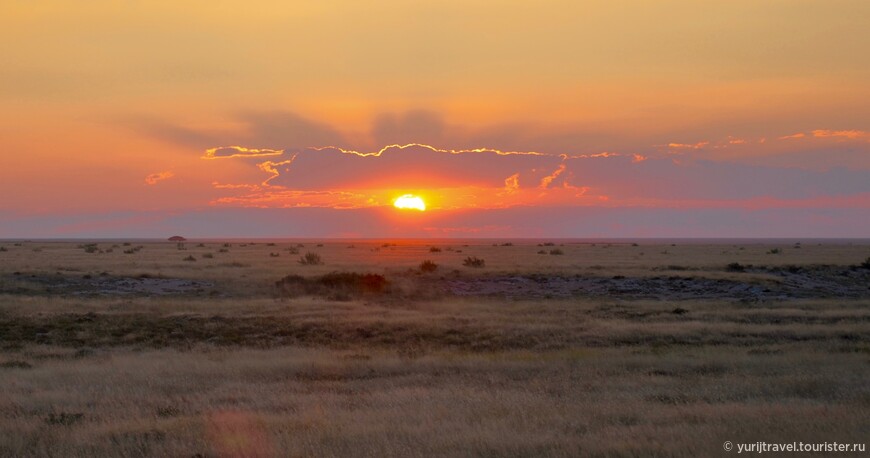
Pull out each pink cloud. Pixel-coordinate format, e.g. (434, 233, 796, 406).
(778, 133, 806, 140)
(144, 171, 174, 185)
(811, 129, 870, 140)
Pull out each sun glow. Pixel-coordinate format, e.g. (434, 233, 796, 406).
(393, 194, 426, 211)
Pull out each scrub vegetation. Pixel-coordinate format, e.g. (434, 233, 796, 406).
(0, 240, 868, 457)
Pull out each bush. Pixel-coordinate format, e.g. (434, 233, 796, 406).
(463, 256, 485, 268)
(767, 248, 781, 254)
(81, 243, 99, 253)
(183, 255, 196, 262)
(549, 249, 564, 255)
(202, 253, 214, 259)
(269, 252, 280, 257)
(726, 262, 745, 272)
(298, 252, 323, 265)
(276, 271, 389, 299)
(45, 412, 83, 426)
(429, 246, 442, 253)
(537, 250, 547, 254)
(420, 260, 438, 273)
(860, 257, 870, 269)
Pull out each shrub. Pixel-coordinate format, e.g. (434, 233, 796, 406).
(0, 360, 32, 369)
(269, 252, 280, 257)
(537, 250, 547, 254)
(0, 246, 6, 252)
(286, 247, 300, 254)
(298, 252, 323, 265)
(218, 248, 229, 253)
(202, 253, 214, 259)
(767, 248, 781, 254)
(726, 262, 746, 272)
(429, 246, 442, 253)
(183, 255, 196, 262)
(463, 256, 485, 268)
(549, 249, 564, 255)
(501, 242, 513, 246)
(420, 260, 438, 273)
(860, 257, 870, 269)
(45, 412, 83, 426)
(276, 271, 389, 299)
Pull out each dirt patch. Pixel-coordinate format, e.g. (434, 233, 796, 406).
(0, 273, 212, 296)
(446, 266, 870, 300)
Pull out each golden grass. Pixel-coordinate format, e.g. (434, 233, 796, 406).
(0, 240, 868, 456)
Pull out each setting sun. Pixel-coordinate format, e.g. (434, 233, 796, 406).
(393, 194, 426, 211)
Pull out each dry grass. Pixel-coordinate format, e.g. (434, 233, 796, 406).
(0, 239, 868, 456)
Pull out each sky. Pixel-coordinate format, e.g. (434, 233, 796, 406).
(1, 0, 868, 238)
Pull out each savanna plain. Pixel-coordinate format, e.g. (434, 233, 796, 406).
(0, 239, 868, 457)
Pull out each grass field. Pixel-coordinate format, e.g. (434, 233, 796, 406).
(1, 240, 868, 456)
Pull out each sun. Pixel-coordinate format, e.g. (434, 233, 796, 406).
(393, 194, 426, 211)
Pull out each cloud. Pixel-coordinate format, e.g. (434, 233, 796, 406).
(778, 133, 806, 140)
(200, 140, 870, 212)
(539, 164, 566, 189)
(144, 171, 174, 185)
(256, 158, 296, 185)
(811, 129, 870, 140)
(134, 111, 346, 151)
(779, 130, 870, 142)
(503, 174, 520, 194)
(667, 141, 709, 150)
(371, 110, 446, 147)
(203, 146, 284, 159)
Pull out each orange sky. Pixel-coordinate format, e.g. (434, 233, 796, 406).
(0, 1, 868, 236)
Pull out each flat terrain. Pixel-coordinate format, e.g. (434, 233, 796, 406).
(0, 240, 868, 457)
